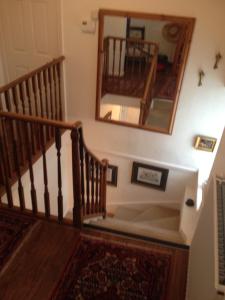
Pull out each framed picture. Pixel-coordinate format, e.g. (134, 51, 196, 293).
(128, 26, 145, 40)
(131, 162, 169, 191)
(107, 165, 118, 187)
(194, 136, 217, 152)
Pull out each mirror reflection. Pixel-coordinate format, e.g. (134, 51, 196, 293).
(96, 11, 195, 133)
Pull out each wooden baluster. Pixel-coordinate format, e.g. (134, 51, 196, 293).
(39, 124, 50, 218)
(55, 128, 63, 223)
(0, 94, 3, 112)
(44, 69, 54, 136)
(47, 68, 54, 121)
(95, 162, 99, 212)
(12, 120, 25, 210)
(4, 89, 12, 112)
(131, 43, 136, 79)
(79, 127, 85, 215)
(102, 160, 108, 218)
(18, 83, 26, 114)
(49, 66, 56, 120)
(90, 157, 95, 214)
(0, 119, 13, 208)
(99, 165, 103, 213)
(12, 86, 19, 113)
(112, 38, 116, 77)
(105, 38, 110, 78)
(71, 128, 83, 228)
(41, 70, 50, 141)
(3, 91, 13, 176)
(25, 80, 32, 116)
(85, 151, 90, 215)
(138, 42, 142, 77)
(124, 40, 129, 80)
(31, 76, 41, 150)
(56, 62, 63, 120)
(24, 122, 37, 214)
(37, 72, 44, 118)
(25, 80, 36, 155)
(53, 65, 59, 120)
(12, 85, 29, 167)
(118, 39, 123, 78)
(31, 76, 39, 116)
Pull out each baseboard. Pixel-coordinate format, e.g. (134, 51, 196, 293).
(107, 201, 181, 210)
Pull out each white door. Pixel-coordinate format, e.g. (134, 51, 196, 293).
(0, 0, 62, 82)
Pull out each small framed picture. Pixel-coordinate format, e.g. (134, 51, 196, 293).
(194, 136, 217, 152)
(131, 162, 169, 191)
(128, 26, 145, 40)
(107, 165, 118, 187)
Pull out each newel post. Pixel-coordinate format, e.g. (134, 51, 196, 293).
(102, 159, 108, 219)
(71, 127, 83, 228)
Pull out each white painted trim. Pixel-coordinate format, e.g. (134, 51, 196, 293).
(0, 3, 9, 84)
(59, 0, 68, 120)
(179, 229, 188, 245)
(107, 200, 181, 207)
(93, 148, 198, 172)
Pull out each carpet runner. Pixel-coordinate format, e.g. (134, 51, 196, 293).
(0, 209, 36, 271)
(51, 236, 172, 300)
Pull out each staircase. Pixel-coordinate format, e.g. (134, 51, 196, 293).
(0, 57, 108, 228)
(83, 204, 186, 245)
(0, 56, 186, 244)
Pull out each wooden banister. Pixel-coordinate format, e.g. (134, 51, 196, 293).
(0, 56, 65, 93)
(139, 48, 158, 125)
(0, 112, 108, 228)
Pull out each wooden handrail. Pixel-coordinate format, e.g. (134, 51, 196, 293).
(0, 112, 107, 167)
(0, 112, 80, 130)
(0, 56, 65, 123)
(105, 36, 158, 48)
(0, 112, 108, 227)
(0, 56, 65, 93)
(139, 49, 158, 125)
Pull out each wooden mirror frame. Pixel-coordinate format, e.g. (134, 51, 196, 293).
(96, 9, 195, 134)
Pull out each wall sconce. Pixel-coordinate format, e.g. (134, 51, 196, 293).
(198, 70, 205, 86)
(214, 52, 222, 69)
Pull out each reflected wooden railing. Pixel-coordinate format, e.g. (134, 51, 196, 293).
(0, 56, 65, 120)
(102, 36, 158, 98)
(0, 112, 108, 228)
(139, 54, 158, 125)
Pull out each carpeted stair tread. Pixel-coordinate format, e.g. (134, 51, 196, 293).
(90, 218, 185, 244)
(113, 206, 143, 221)
(130, 205, 180, 222)
(140, 216, 180, 231)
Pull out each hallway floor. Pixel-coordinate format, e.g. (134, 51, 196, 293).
(0, 208, 189, 300)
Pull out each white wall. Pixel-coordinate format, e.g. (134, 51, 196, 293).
(186, 128, 225, 300)
(2, 133, 72, 217)
(61, 0, 225, 188)
(0, 47, 5, 86)
(93, 149, 197, 210)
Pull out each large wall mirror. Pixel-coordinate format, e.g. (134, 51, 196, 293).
(96, 9, 195, 134)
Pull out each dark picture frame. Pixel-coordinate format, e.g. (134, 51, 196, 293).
(131, 162, 169, 191)
(107, 165, 118, 187)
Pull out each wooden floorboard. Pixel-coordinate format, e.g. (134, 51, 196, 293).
(0, 220, 80, 300)
(0, 217, 189, 300)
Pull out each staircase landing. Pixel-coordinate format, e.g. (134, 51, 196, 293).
(0, 208, 189, 300)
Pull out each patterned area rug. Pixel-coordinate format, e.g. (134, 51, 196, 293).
(51, 236, 172, 300)
(0, 209, 36, 270)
